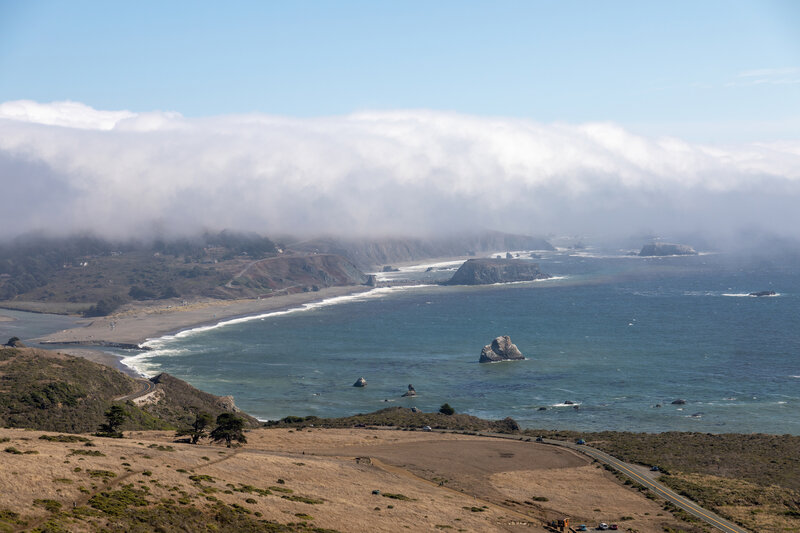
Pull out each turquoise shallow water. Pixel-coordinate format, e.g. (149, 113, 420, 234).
(9, 249, 799, 434)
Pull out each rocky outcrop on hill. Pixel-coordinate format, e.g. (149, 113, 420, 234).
(639, 243, 697, 256)
(443, 258, 550, 285)
(479, 336, 525, 363)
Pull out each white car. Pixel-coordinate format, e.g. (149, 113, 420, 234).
(598, 523, 609, 530)
(422, 425, 432, 432)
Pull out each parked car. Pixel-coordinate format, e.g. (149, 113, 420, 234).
(577, 525, 588, 531)
(576, 438, 586, 445)
(609, 525, 619, 530)
(650, 465, 660, 471)
(422, 425, 432, 432)
(535, 436, 544, 442)
(598, 523, 609, 530)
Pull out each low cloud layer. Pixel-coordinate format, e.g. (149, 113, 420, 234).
(1, 100, 799, 246)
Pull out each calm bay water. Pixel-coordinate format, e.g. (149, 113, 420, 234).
(87, 251, 800, 433)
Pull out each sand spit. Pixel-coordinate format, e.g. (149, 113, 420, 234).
(34, 285, 371, 348)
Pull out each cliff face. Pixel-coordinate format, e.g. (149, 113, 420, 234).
(639, 243, 697, 256)
(443, 258, 550, 285)
(289, 231, 554, 270)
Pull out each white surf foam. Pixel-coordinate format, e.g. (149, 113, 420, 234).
(123, 285, 435, 375)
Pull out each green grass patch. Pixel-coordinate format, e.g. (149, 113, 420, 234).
(147, 444, 175, 452)
(381, 493, 413, 501)
(33, 499, 62, 513)
(87, 469, 117, 479)
(89, 485, 149, 515)
(69, 448, 105, 457)
(281, 494, 324, 504)
(39, 435, 91, 443)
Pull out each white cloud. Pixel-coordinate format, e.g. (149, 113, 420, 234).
(727, 67, 800, 87)
(1, 100, 799, 244)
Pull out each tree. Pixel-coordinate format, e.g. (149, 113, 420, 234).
(439, 403, 455, 416)
(209, 413, 247, 447)
(176, 412, 214, 444)
(97, 404, 128, 437)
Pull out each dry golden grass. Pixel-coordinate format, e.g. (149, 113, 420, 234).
(0, 427, 710, 532)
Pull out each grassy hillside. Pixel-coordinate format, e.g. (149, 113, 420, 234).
(0, 348, 258, 433)
(272, 409, 800, 532)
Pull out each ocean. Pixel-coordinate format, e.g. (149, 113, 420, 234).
(9, 248, 800, 434)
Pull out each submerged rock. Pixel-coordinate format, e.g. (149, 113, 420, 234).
(353, 377, 367, 387)
(479, 336, 525, 363)
(671, 399, 687, 405)
(749, 290, 776, 297)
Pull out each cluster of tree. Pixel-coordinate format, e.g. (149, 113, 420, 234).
(96, 406, 248, 447)
(175, 412, 248, 447)
(83, 294, 129, 317)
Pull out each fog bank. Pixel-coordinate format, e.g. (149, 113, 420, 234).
(2, 100, 799, 246)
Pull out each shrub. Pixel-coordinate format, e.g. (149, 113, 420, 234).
(439, 403, 455, 416)
(39, 435, 91, 443)
(89, 485, 148, 515)
(33, 499, 62, 513)
(382, 493, 413, 501)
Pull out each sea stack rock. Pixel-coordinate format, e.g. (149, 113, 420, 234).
(479, 336, 525, 363)
(443, 258, 550, 285)
(639, 243, 697, 256)
(353, 377, 367, 387)
(401, 384, 417, 397)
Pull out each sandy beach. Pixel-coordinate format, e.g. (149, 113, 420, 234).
(34, 285, 371, 348)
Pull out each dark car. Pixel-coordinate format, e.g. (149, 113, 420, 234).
(576, 438, 586, 445)
(535, 436, 544, 442)
(650, 466, 660, 472)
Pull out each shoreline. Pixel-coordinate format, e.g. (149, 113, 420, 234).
(34, 285, 373, 349)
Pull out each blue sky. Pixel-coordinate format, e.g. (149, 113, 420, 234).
(2, 1, 800, 242)
(2, 0, 799, 141)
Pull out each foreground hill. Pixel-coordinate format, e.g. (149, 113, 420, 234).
(0, 347, 258, 433)
(0, 426, 707, 533)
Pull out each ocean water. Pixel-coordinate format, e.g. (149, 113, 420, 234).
(73, 250, 800, 433)
(119, 248, 800, 434)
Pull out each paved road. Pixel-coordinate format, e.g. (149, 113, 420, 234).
(541, 438, 750, 533)
(115, 378, 156, 401)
